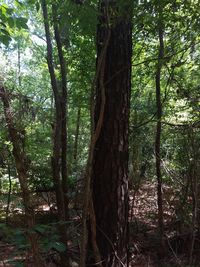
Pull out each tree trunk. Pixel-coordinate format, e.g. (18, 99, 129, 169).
(17, 41, 21, 87)
(52, 2, 69, 228)
(41, 1, 69, 266)
(155, 22, 164, 238)
(73, 107, 81, 162)
(6, 163, 12, 224)
(88, 1, 132, 266)
(0, 87, 43, 267)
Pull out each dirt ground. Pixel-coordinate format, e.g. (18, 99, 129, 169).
(0, 181, 197, 266)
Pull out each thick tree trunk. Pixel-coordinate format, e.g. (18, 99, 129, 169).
(88, 1, 132, 266)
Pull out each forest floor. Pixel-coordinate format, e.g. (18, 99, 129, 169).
(129, 181, 198, 267)
(0, 181, 199, 266)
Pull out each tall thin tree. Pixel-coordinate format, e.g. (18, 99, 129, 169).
(155, 12, 164, 238)
(41, 0, 69, 265)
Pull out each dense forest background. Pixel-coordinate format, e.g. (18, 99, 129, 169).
(0, 0, 200, 266)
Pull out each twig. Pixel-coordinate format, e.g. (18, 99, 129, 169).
(97, 225, 126, 267)
(165, 235, 182, 267)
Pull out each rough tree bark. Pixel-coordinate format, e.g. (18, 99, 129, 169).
(155, 22, 164, 238)
(80, 16, 110, 267)
(87, 1, 132, 266)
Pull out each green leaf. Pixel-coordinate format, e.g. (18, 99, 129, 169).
(15, 17, 28, 30)
(33, 224, 48, 234)
(27, 0, 37, 5)
(35, 2, 40, 12)
(7, 16, 15, 28)
(52, 242, 66, 252)
(0, 28, 9, 35)
(14, 0, 23, 7)
(0, 21, 6, 27)
(0, 34, 11, 46)
(0, 4, 9, 16)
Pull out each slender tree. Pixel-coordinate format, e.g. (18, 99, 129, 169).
(41, 0, 69, 265)
(52, 2, 69, 227)
(155, 21, 164, 237)
(73, 107, 81, 162)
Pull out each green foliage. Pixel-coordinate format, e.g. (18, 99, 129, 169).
(33, 223, 67, 253)
(50, 241, 66, 252)
(0, 2, 28, 45)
